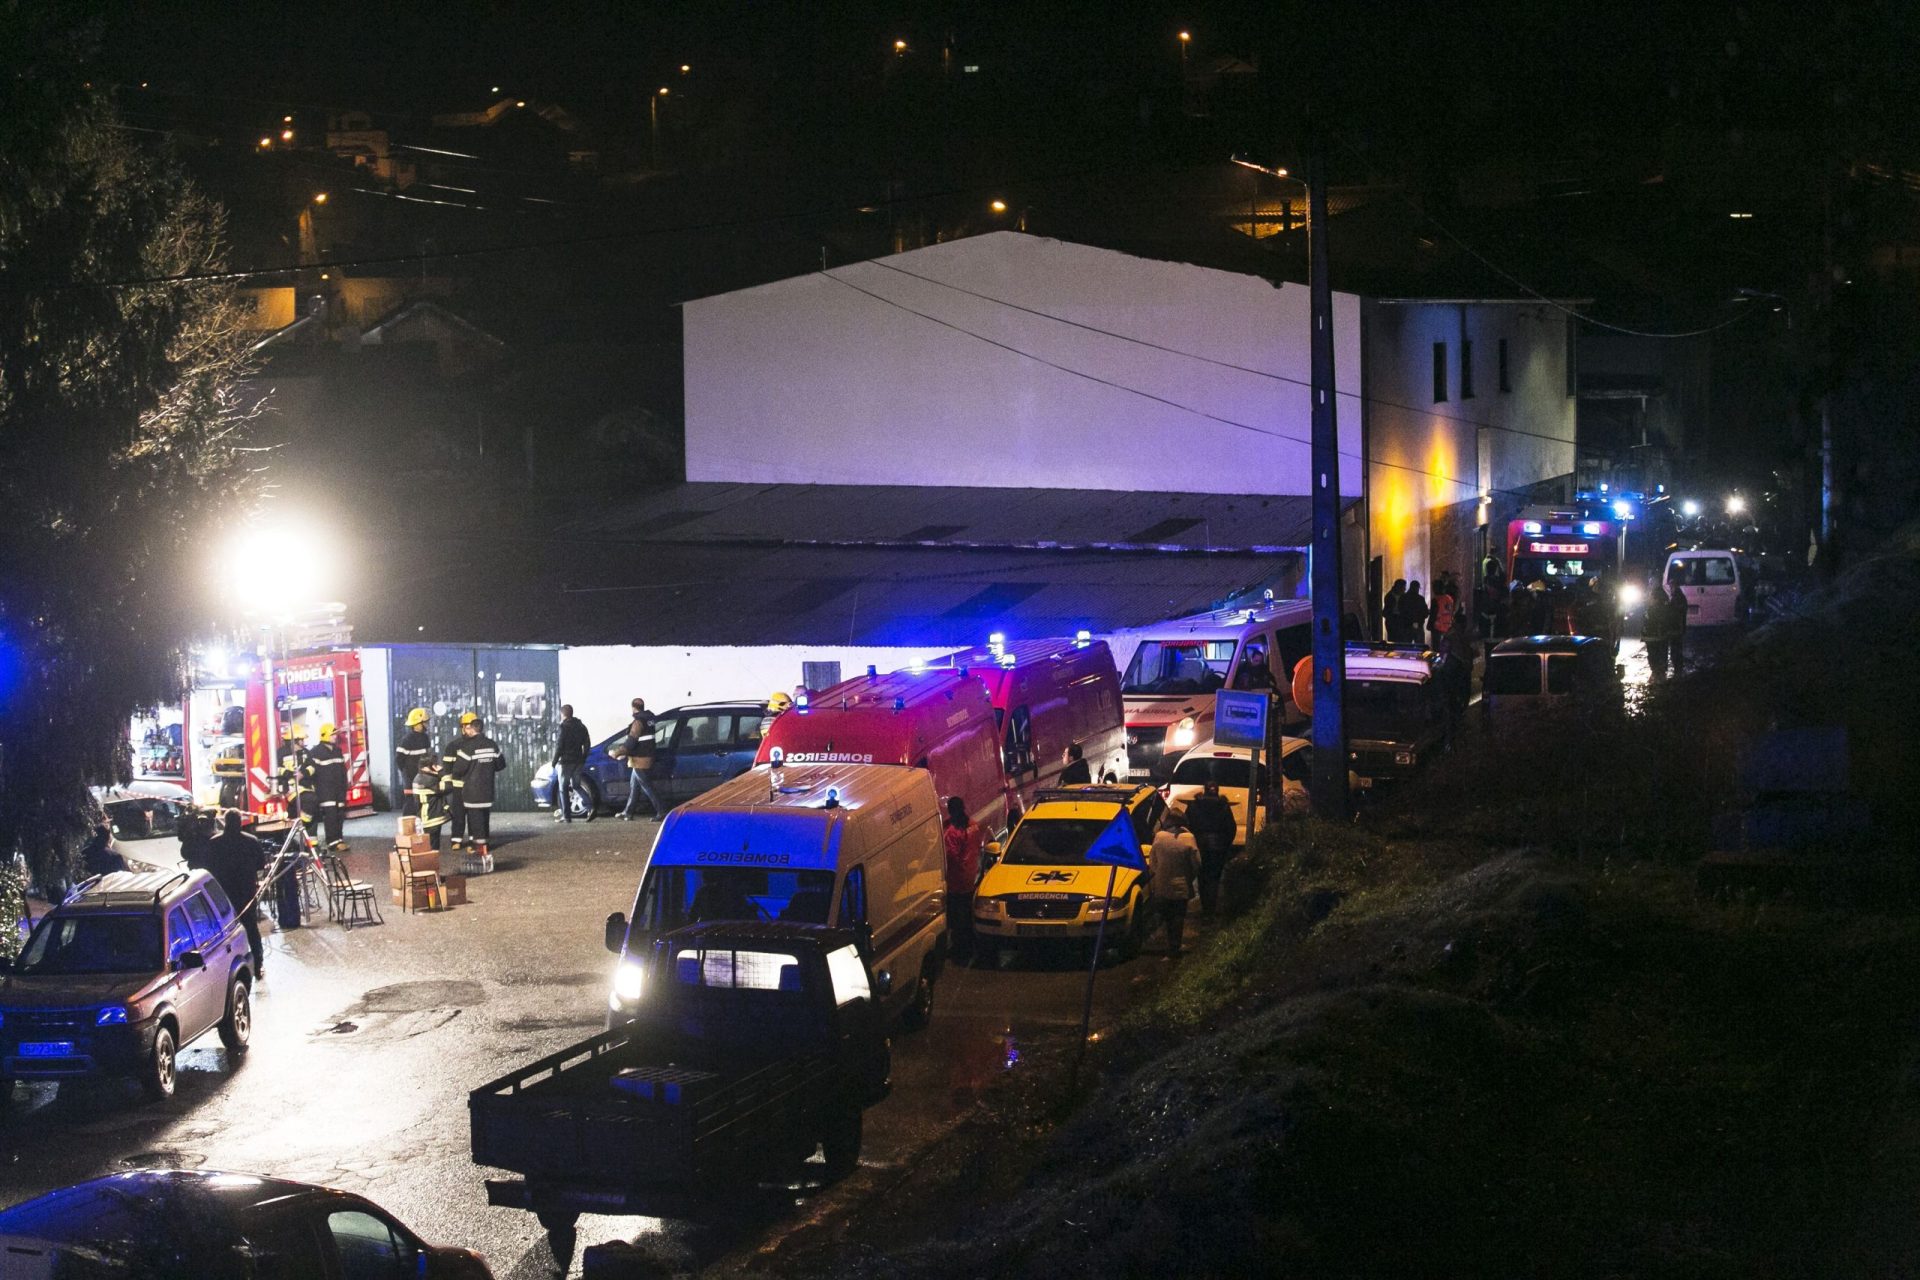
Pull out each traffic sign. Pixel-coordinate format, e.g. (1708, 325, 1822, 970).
(1214, 689, 1269, 750)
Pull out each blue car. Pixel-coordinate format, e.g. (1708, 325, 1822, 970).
(530, 700, 768, 819)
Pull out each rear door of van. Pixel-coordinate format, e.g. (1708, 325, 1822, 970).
(1668, 554, 1741, 626)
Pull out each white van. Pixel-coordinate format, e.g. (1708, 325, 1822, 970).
(1664, 549, 1748, 627)
(604, 762, 947, 1029)
(1109, 599, 1313, 782)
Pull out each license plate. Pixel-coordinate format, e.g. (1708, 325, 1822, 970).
(1015, 924, 1062, 937)
(18, 1041, 74, 1058)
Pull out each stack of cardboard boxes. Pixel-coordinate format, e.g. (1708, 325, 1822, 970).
(391, 817, 469, 910)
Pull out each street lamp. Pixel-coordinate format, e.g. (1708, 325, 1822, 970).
(894, 39, 908, 54)
(650, 88, 670, 170)
(1681, 499, 1700, 517)
(989, 199, 1007, 213)
(280, 128, 294, 142)
(312, 192, 328, 204)
(1726, 494, 1747, 516)
(1178, 30, 1191, 72)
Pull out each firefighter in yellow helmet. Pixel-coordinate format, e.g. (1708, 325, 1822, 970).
(302, 722, 350, 849)
(395, 707, 433, 810)
(279, 723, 312, 832)
(449, 711, 505, 871)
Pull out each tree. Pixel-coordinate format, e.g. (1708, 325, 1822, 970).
(0, 17, 262, 892)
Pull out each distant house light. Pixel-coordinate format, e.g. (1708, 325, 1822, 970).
(963, 64, 980, 72)
(280, 128, 294, 141)
(1729, 211, 1754, 219)
(515, 100, 527, 108)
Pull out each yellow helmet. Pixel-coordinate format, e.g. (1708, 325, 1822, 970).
(458, 711, 480, 726)
(767, 691, 793, 715)
(318, 723, 338, 741)
(406, 707, 429, 727)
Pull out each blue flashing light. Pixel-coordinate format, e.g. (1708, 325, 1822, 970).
(866, 664, 877, 680)
(988, 632, 1005, 647)
(96, 1006, 129, 1026)
(769, 746, 785, 767)
(824, 787, 841, 809)
(908, 657, 925, 673)
(1600, 481, 1609, 493)
(1074, 629, 1091, 647)
(892, 697, 906, 710)
(1611, 499, 1633, 520)
(796, 692, 810, 714)
(999, 652, 1016, 668)
(1522, 521, 1543, 535)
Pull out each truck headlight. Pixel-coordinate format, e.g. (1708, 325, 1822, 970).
(611, 959, 646, 1004)
(1171, 718, 1197, 748)
(1085, 895, 1128, 917)
(1394, 751, 1414, 766)
(974, 897, 1006, 917)
(1617, 582, 1644, 615)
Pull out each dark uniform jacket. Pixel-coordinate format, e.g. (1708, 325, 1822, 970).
(304, 741, 348, 807)
(452, 733, 507, 807)
(409, 769, 449, 830)
(396, 729, 434, 790)
(203, 829, 268, 911)
(1058, 759, 1093, 786)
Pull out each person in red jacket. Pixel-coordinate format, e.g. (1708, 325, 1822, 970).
(942, 796, 987, 964)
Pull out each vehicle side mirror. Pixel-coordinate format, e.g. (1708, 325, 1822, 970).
(604, 912, 627, 955)
(983, 840, 1002, 869)
(177, 950, 206, 971)
(873, 968, 893, 997)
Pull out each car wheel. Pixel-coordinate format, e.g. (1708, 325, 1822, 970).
(898, 965, 935, 1031)
(218, 977, 252, 1053)
(821, 1107, 863, 1177)
(142, 1024, 178, 1101)
(568, 779, 599, 822)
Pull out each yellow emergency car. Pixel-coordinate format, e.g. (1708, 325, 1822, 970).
(971, 782, 1167, 965)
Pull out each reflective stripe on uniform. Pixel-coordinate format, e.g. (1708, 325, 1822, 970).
(462, 801, 493, 809)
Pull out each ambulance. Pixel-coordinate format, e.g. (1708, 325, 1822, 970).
(605, 762, 949, 1028)
(922, 636, 1128, 816)
(756, 667, 1009, 836)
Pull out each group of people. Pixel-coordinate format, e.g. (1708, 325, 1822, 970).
(542, 696, 665, 824)
(1640, 577, 1692, 678)
(393, 708, 507, 864)
(1381, 572, 1466, 648)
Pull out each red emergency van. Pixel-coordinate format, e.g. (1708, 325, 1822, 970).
(924, 637, 1128, 816)
(755, 668, 1009, 836)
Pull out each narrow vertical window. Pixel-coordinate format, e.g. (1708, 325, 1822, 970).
(1460, 340, 1475, 399)
(1432, 342, 1448, 403)
(1498, 337, 1511, 392)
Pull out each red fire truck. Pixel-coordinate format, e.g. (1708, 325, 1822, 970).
(132, 649, 373, 820)
(1504, 504, 1626, 635)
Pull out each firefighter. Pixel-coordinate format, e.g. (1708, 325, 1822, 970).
(280, 725, 316, 838)
(395, 708, 433, 808)
(441, 720, 468, 851)
(410, 757, 449, 852)
(450, 712, 506, 870)
(302, 722, 350, 850)
(212, 738, 248, 812)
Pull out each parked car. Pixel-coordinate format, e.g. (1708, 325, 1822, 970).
(971, 782, 1167, 966)
(91, 780, 194, 841)
(1341, 648, 1451, 782)
(1164, 736, 1309, 845)
(530, 700, 768, 818)
(1664, 548, 1751, 627)
(1, 870, 255, 1102)
(1483, 635, 1618, 715)
(0, 1169, 492, 1278)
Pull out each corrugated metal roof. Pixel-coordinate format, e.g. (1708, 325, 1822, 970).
(358, 483, 1339, 649)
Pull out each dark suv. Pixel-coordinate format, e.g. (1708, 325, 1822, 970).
(1, 870, 255, 1102)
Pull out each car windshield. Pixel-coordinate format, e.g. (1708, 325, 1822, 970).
(1345, 680, 1435, 741)
(1170, 756, 1251, 789)
(1483, 655, 1542, 696)
(1002, 817, 1115, 866)
(1122, 641, 1229, 695)
(638, 867, 836, 932)
(18, 913, 161, 976)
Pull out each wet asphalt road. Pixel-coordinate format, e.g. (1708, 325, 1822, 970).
(0, 812, 1151, 1277)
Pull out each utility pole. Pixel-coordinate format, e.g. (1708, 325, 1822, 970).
(1306, 139, 1350, 820)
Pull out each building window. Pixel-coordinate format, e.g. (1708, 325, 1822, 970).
(1460, 340, 1475, 399)
(1432, 342, 1448, 403)
(1498, 338, 1511, 392)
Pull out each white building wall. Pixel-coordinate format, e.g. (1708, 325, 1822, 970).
(685, 232, 1364, 498)
(1361, 301, 1576, 594)
(556, 644, 952, 742)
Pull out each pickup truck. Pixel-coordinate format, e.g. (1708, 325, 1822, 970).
(469, 920, 891, 1256)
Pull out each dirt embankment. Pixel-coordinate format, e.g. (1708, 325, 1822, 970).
(766, 528, 1920, 1280)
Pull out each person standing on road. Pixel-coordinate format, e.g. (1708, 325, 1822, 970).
(1058, 741, 1093, 786)
(440, 723, 468, 850)
(302, 723, 349, 851)
(1402, 580, 1430, 646)
(1430, 575, 1456, 646)
(204, 809, 269, 978)
(178, 805, 214, 872)
(395, 708, 433, 809)
(1668, 579, 1690, 674)
(1148, 815, 1201, 959)
(451, 713, 506, 869)
(1383, 579, 1408, 642)
(409, 759, 449, 852)
(551, 704, 591, 822)
(1182, 779, 1237, 916)
(942, 796, 986, 964)
(617, 697, 662, 820)
(1642, 579, 1673, 679)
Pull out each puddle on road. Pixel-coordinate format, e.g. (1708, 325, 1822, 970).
(343, 979, 486, 1015)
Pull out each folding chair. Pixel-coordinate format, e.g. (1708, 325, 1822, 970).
(393, 848, 441, 913)
(322, 853, 382, 929)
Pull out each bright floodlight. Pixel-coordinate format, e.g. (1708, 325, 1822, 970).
(1726, 495, 1747, 516)
(1681, 499, 1701, 517)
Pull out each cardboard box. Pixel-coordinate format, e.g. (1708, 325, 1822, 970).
(397, 831, 433, 851)
(398, 815, 418, 836)
(391, 874, 442, 911)
(388, 850, 440, 890)
(441, 874, 468, 907)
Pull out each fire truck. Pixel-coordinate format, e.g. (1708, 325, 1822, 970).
(1504, 498, 1649, 637)
(131, 649, 373, 820)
